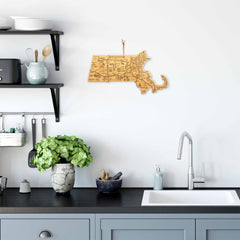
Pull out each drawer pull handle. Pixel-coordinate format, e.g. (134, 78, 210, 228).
(39, 230, 53, 238)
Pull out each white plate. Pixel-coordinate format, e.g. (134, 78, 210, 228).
(0, 26, 11, 31)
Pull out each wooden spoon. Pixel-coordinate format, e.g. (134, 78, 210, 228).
(35, 50, 38, 62)
(42, 45, 51, 62)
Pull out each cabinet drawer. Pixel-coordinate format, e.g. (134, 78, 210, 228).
(196, 219, 240, 240)
(1, 218, 90, 240)
(100, 218, 195, 240)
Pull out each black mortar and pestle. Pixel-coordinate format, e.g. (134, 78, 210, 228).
(96, 171, 122, 193)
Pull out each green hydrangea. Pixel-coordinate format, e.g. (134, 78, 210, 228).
(31, 135, 93, 172)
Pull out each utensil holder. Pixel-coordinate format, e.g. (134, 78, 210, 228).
(0, 113, 25, 147)
(0, 132, 25, 147)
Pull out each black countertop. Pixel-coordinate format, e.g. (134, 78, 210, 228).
(1, 188, 240, 214)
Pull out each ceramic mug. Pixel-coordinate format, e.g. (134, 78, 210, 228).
(26, 62, 48, 84)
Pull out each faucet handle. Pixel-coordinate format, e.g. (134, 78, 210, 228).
(192, 177, 205, 183)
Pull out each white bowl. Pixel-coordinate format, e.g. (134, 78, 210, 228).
(11, 17, 52, 31)
(0, 17, 11, 26)
(0, 17, 13, 30)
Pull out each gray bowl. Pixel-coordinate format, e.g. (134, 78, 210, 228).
(96, 178, 122, 193)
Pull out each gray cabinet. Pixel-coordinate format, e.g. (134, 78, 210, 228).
(196, 219, 240, 240)
(0, 214, 95, 240)
(99, 217, 195, 240)
(1, 213, 240, 240)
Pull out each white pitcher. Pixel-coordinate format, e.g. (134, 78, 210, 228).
(25, 62, 48, 85)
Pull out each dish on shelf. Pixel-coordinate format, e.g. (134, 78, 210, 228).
(0, 17, 12, 31)
(10, 16, 52, 31)
(0, 27, 11, 31)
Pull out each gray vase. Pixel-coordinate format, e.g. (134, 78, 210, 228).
(51, 163, 75, 194)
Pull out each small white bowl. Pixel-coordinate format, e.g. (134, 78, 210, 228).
(11, 17, 52, 31)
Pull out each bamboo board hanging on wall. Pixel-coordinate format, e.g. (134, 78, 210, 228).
(88, 41, 168, 94)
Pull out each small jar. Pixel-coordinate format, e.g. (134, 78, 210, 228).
(19, 179, 31, 193)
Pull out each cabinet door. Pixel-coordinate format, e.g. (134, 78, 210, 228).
(197, 219, 240, 240)
(100, 218, 195, 240)
(1, 219, 90, 240)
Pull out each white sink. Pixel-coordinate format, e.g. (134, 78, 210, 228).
(141, 190, 240, 206)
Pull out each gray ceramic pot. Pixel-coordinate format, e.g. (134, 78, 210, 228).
(51, 163, 75, 194)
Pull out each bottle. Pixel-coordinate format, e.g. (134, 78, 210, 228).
(153, 165, 163, 190)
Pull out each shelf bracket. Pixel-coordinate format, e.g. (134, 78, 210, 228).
(50, 88, 60, 122)
(50, 34, 60, 71)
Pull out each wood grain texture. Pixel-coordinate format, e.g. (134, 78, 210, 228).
(88, 51, 168, 94)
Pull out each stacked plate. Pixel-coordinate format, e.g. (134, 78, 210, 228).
(11, 16, 52, 31)
(0, 17, 12, 31)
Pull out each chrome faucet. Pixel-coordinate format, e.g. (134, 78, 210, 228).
(177, 131, 204, 190)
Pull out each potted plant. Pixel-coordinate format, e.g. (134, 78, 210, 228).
(31, 135, 93, 194)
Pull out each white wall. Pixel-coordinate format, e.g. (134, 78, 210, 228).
(0, 0, 240, 188)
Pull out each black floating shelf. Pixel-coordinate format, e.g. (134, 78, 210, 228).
(0, 30, 64, 71)
(0, 83, 64, 88)
(0, 30, 64, 35)
(0, 83, 64, 122)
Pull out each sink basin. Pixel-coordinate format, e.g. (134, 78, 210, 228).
(141, 190, 240, 206)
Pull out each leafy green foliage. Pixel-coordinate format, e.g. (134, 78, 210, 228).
(31, 135, 93, 172)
